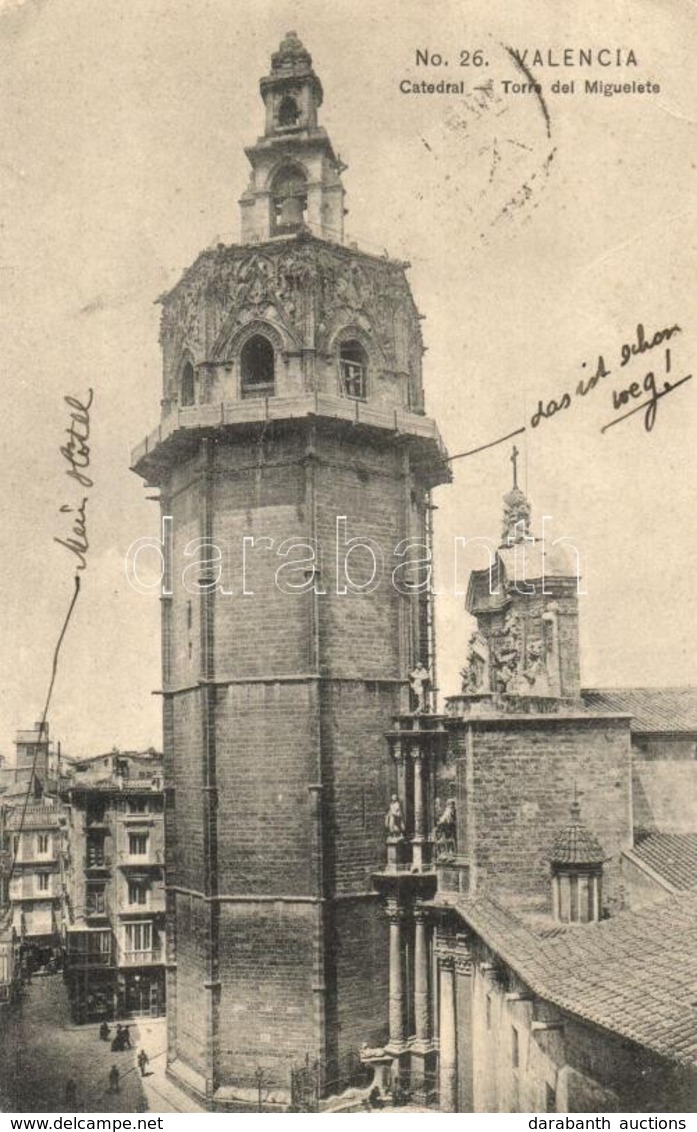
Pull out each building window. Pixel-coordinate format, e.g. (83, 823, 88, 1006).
(37, 833, 50, 856)
(128, 881, 147, 906)
(180, 360, 195, 406)
(240, 335, 275, 399)
(128, 799, 148, 814)
(271, 165, 308, 232)
(37, 874, 49, 893)
(339, 340, 368, 401)
(128, 833, 149, 857)
(86, 838, 106, 867)
(511, 1026, 519, 1069)
(277, 96, 300, 127)
(87, 885, 105, 914)
(126, 921, 152, 955)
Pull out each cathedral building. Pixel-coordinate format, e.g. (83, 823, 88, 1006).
(369, 475, 697, 1113)
(132, 31, 697, 1112)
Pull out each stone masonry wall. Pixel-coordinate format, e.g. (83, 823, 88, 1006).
(453, 716, 632, 909)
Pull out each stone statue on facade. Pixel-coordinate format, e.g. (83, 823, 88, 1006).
(522, 637, 551, 694)
(435, 797, 457, 857)
(408, 664, 431, 713)
(460, 631, 490, 693)
(502, 486, 532, 545)
(492, 610, 522, 692)
(385, 794, 405, 839)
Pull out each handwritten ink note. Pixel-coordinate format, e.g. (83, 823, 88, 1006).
(529, 322, 691, 435)
(54, 390, 94, 571)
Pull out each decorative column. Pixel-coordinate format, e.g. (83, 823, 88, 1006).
(387, 898, 406, 1050)
(455, 947, 474, 1112)
(438, 955, 457, 1111)
(394, 740, 406, 812)
(414, 904, 431, 1044)
(412, 753, 425, 870)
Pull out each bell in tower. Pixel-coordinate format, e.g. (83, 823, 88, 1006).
(240, 31, 346, 243)
(271, 164, 308, 232)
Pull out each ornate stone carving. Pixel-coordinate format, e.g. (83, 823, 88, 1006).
(522, 637, 551, 694)
(160, 239, 423, 394)
(502, 484, 531, 545)
(216, 317, 290, 362)
(460, 630, 490, 693)
(491, 609, 522, 692)
(385, 898, 404, 926)
(455, 952, 473, 976)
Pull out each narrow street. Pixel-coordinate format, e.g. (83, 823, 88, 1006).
(0, 975, 198, 1113)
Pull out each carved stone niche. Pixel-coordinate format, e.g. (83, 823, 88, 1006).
(460, 630, 490, 693)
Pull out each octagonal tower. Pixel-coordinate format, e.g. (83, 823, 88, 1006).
(132, 32, 450, 1107)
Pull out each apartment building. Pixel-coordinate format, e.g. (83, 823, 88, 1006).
(61, 750, 166, 1022)
(4, 802, 68, 966)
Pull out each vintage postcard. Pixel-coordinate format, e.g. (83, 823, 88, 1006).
(0, 0, 695, 1118)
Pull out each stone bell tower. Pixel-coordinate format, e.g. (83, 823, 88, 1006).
(131, 32, 449, 1107)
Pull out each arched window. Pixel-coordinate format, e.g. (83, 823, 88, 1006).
(339, 340, 368, 401)
(278, 96, 300, 128)
(271, 165, 308, 233)
(240, 334, 275, 399)
(180, 361, 195, 406)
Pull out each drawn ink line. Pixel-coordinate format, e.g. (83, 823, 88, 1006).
(447, 425, 526, 463)
(7, 574, 82, 885)
(600, 374, 692, 435)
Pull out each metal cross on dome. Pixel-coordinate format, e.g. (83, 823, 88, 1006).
(511, 444, 519, 490)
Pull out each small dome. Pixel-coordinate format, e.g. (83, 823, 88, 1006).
(273, 31, 312, 68)
(549, 800, 605, 867)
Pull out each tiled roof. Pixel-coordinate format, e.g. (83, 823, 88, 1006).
(450, 890, 697, 1065)
(582, 688, 697, 734)
(549, 802, 605, 866)
(631, 833, 697, 891)
(550, 824, 605, 866)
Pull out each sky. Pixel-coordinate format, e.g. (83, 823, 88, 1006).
(0, 0, 695, 758)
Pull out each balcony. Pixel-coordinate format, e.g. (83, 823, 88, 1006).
(118, 850, 163, 870)
(12, 852, 58, 866)
(85, 899, 110, 921)
(66, 949, 114, 969)
(118, 899, 166, 918)
(119, 948, 163, 967)
(131, 393, 451, 489)
(9, 883, 57, 902)
(84, 817, 110, 831)
(84, 855, 112, 872)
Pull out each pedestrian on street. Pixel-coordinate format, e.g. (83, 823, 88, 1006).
(109, 1065, 120, 1094)
(64, 1078, 77, 1111)
(137, 1050, 149, 1077)
(123, 1025, 132, 1049)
